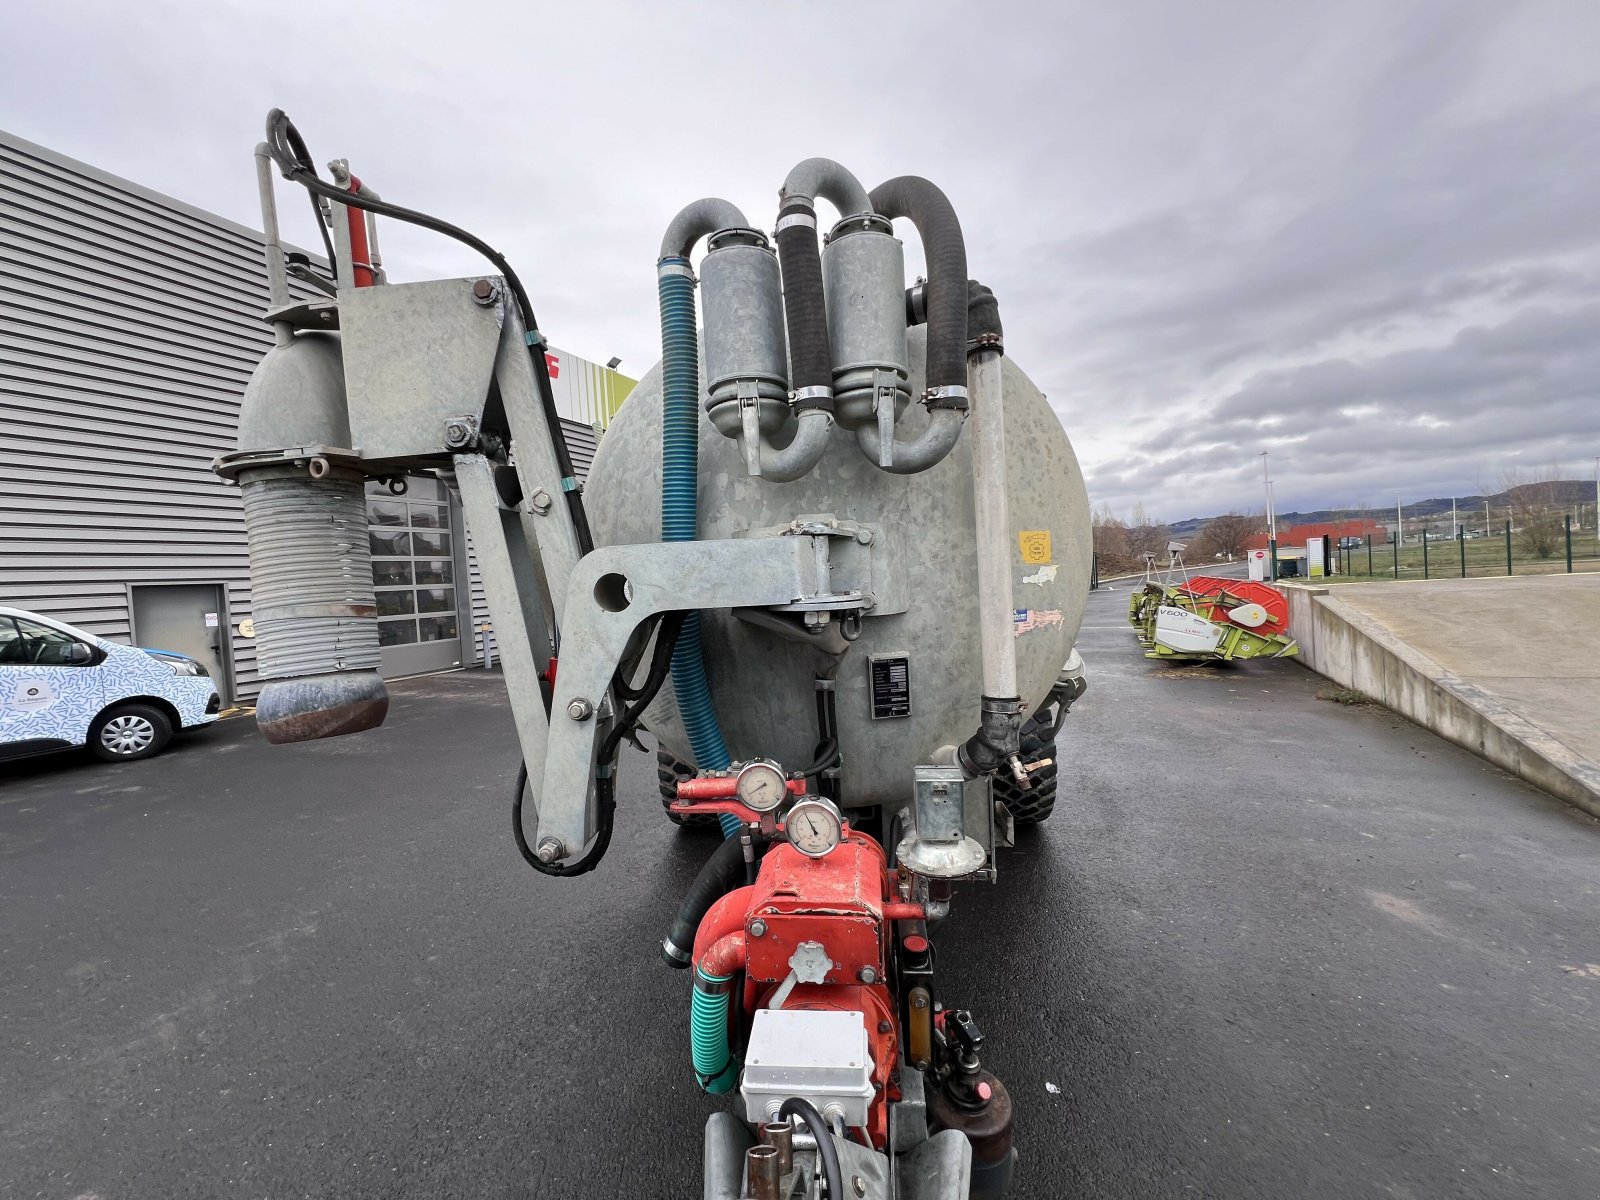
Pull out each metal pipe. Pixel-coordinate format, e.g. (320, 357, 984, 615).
(970, 346, 1018, 700)
(781, 157, 873, 218)
(745, 1144, 781, 1200)
(854, 408, 966, 474)
(759, 1122, 794, 1176)
(253, 143, 290, 312)
(661, 197, 749, 260)
(753, 410, 834, 482)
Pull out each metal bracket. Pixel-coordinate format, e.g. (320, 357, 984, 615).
(534, 536, 823, 859)
(737, 380, 764, 477)
(873, 370, 898, 469)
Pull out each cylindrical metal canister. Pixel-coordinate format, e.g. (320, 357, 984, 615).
(702, 229, 789, 438)
(822, 214, 910, 429)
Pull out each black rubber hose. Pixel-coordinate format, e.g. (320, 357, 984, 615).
(662, 834, 750, 968)
(774, 201, 834, 413)
(263, 109, 594, 556)
(966, 278, 1003, 352)
(778, 1097, 844, 1200)
(868, 177, 969, 396)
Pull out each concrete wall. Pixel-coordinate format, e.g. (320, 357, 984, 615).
(1285, 585, 1600, 817)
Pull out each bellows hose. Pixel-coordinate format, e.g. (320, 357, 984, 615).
(659, 200, 749, 840)
(691, 932, 746, 1093)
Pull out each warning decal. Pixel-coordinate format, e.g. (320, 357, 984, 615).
(1018, 531, 1052, 564)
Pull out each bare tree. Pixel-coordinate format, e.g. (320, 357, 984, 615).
(1091, 504, 1139, 576)
(1193, 511, 1261, 560)
(1124, 501, 1171, 565)
(1500, 464, 1566, 558)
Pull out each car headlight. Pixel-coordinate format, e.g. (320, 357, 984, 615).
(163, 658, 208, 677)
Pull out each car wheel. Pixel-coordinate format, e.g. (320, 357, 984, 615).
(89, 703, 173, 762)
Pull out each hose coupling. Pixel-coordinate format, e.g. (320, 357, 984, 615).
(923, 383, 970, 411)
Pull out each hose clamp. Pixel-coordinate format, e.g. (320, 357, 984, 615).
(776, 211, 817, 232)
(657, 258, 696, 280)
(791, 385, 832, 404)
(923, 384, 970, 411)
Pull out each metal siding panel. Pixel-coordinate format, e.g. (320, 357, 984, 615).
(0, 130, 330, 701)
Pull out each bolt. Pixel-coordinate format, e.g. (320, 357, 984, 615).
(567, 698, 593, 721)
(529, 489, 553, 514)
(912, 994, 928, 1010)
(852, 1176, 867, 1197)
(749, 919, 768, 938)
(858, 966, 878, 984)
(535, 837, 563, 863)
(855, 529, 874, 545)
(471, 278, 499, 306)
(878, 1020, 893, 1034)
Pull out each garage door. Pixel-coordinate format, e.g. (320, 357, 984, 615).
(366, 476, 463, 677)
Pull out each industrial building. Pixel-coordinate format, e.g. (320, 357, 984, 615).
(0, 129, 633, 702)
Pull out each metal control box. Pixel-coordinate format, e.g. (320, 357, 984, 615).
(740, 1008, 875, 1128)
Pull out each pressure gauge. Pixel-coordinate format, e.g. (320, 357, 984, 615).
(786, 796, 844, 859)
(735, 760, 789, 813)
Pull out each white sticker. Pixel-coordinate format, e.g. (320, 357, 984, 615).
(204, 612, 219, 628)
(13, 679, 59, 712)
(1022, 564, 1058, 586)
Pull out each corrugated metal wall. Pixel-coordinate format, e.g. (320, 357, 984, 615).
(0, 130, 327, 700)
(1, 129, 610, 697)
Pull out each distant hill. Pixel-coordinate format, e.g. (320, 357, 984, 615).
(1169, 480, 1597, 539)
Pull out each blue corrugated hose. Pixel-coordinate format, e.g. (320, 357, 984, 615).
(657, 262, 741, 840)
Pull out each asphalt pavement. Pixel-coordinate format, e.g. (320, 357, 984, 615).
(4, 586, 1600, 1198)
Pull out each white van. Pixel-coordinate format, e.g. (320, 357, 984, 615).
(0, 606, 221, 764)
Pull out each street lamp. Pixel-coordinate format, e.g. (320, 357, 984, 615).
(1261, 450, 1277, 582)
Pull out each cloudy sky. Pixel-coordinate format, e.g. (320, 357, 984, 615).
(5, 1, 1597, 521)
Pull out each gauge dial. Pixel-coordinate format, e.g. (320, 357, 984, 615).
(735, 761, 788, 813)
(786, 797, 844, 858)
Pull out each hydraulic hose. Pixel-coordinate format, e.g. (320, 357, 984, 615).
(663, 833, 751, 968)
(659, 199, 750, 840)
(691, 932, 747, 1094)
(778, 1097, 844, 1200)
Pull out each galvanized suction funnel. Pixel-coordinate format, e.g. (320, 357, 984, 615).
(256, 671, 389, 744)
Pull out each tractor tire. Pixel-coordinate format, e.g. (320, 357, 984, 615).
(994, 712, 1058, 826)
(657, 748, 720, 827)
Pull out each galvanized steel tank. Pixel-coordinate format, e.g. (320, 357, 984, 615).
(584, 324, 1091, 806)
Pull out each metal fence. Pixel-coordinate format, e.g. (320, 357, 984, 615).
(1333, 515, 1600, 581)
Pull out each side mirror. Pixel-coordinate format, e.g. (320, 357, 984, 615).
(66, 642, 94, 665)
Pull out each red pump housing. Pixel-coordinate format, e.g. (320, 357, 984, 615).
(690, 830, 914, 1148)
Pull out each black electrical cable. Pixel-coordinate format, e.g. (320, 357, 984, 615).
(778, 1097, 844, 1200)
(263, 109, 594, 556)
(512, 613, 687, 877)
(278, 119, 338, 273)
(794, 740, 840, 779)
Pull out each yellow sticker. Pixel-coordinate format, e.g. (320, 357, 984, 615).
(1018, 530, 1052, 564)
(239, 618, 256, 638)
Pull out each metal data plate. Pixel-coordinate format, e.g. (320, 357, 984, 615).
(868, 652, 911, 719)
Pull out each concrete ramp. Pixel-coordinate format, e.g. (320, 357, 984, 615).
(1285, 575, 1600, 816)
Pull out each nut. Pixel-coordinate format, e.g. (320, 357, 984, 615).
(529, 489, 553, 514)
(749, 919, 768, 938)
(471, 278, 499, 305)
(535, 837, 563, 863)
(858, 966, 878, 984)
(566, 698, 593, 721)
